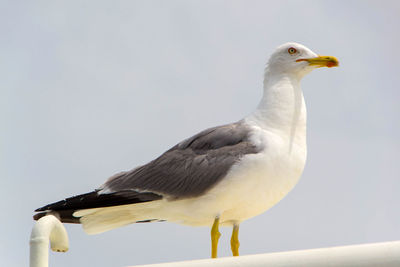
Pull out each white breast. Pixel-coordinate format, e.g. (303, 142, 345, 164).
(204, 124, 306, 224)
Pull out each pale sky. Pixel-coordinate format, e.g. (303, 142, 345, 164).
(1, 1, 400, 266)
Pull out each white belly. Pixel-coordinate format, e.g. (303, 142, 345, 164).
(156, 130, 307, 227)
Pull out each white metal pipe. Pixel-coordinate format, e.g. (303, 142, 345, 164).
(130, 241, 400, 267)
(29, 215, 69, 267)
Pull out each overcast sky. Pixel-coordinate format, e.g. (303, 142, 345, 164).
(2, 1, 400, 266)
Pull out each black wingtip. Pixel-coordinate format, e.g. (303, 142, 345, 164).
(33, 190, 163, 224)
(34, 191, 100, 213)
(33, 212, 47, 220)
(35, 207, 47, 212)
(34, 198, 69, 212)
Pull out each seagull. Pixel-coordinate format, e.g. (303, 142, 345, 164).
(34, 42, 338, 258)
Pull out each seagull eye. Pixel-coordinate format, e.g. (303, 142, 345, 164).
(288, 47, 297, 54)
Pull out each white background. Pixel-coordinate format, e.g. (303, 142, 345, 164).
(2, 1, 399, 266)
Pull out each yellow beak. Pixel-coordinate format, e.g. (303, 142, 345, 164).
(296, 55, 339, 68)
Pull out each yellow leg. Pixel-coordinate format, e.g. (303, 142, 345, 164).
(230, 224, 240, 256)
(211, 217, 221, 258)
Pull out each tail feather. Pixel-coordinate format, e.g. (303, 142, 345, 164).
(80, 201, 163, 234)
(80, 207, 139, 234)
(33, 190, 163, 227)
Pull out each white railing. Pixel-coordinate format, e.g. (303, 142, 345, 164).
(29, 215, 69, 267)
(29, 215, 400, 267)
(130, 241, 400, 267)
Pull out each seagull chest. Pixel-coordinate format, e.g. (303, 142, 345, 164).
(215, 134, 307, 225)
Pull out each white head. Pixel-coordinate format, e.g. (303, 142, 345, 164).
(266, 42, 339, 79)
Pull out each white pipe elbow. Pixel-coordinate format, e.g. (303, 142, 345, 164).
(30, 215, 69, 267)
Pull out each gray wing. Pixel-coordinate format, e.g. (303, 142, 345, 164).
(100, 120, 260, 199)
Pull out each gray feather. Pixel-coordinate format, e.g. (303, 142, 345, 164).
(101, 120, 260, 199)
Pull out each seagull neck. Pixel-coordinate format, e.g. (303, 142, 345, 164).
(249, 70, 307, 141)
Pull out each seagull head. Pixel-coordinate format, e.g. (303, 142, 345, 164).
(266, 42, 339, 79)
